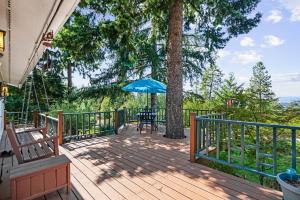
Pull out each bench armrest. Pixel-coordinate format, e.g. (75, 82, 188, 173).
(16, 127, 47, 134)
(10, 154, 71, 178)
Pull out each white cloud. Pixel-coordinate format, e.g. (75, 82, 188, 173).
(263, 35, 285, 46)
(266, 10, 283, 23)
(217, 49, 231, 58)
(240, 37, 255, 47)
(279, 0, 300, 21)
(231, 50, 262, 65)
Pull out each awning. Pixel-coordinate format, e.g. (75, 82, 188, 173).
(0, 0, 80, 87)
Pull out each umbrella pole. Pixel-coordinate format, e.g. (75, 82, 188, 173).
(147, 90, 148, 110)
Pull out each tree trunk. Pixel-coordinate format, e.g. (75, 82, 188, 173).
(67, 63, 72, 94)
(165, 0, 184, 139)
(150, 18, 158, 112)
(151, 93, 157, 111)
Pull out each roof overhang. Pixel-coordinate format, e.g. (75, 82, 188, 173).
(0, 0, 80, 87)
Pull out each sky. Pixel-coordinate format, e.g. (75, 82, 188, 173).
(73, 0, 300, 97)
(216, 0, 300, 97)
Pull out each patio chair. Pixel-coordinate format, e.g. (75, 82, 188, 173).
(138, 112, 157, 134)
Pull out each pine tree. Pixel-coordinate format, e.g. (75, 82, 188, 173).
(214, 73, 244, 115)
(247, 62, 277, 121)
(200, 65, 223, 100)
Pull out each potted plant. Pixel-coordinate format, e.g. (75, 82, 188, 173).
(277, 168, 300, 200)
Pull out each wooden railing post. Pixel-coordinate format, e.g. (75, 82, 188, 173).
(58, 111, 63, 145)
(115, 110, 118, 134)
(45, 113, 49, 136)
(33, 111, 38, 128)
(190, 112, 196, 162)
(123, 107, 127, 126)
(3, 110, 6, 130)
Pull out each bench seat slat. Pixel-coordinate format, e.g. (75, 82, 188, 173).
(27, 133, 46, 158)
(41, 142, 53, 156)
(23, 133, 39, 160)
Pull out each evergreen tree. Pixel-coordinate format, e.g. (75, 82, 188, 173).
(200, 65, 223, 100)
(214, 73, 245, 116)
(247, 62, 277, 121)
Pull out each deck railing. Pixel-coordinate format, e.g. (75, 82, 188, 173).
(61, 110, 127, 143)
(6, 111, 23, 125)
(37, 113, 58, 136)
(190, 112, 300, 178)
(126, 108, 213, 127)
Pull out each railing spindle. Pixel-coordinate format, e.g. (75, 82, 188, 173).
(216, 122, 220, 160)
(292, 129, 297, 170)
(273, 127, 277, 175)
(228, 123, 231, 163)
(241, 124, 245, 166)
(256, 126, 260, 170)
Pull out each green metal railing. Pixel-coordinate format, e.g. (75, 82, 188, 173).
(194, 116, 300, 178)
(126, 108, 213, 127)
(6, 111, 26, 125)
(61, 110, 126, 142)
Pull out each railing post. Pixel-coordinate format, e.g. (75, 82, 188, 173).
(3, 110, 6, 130)
(123, 107, 127, 126)
(58, 111, 63, 145)
(33, 111, 38, 128)
(115, 110, 118, 134)
(45, 113, 49, 136)
(190, 112, 196, 162)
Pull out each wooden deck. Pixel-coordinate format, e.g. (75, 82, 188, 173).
(1, 125, 283, 200)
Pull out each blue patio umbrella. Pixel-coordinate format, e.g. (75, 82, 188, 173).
(122, 78, 166, 107)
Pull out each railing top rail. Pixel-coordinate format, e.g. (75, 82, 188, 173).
(38, 113, 58, 122)
(63, 111, 115, 115)
(6, 111, 22, 114)
(199, 113, 224, 117)
(196, 116, 300, 130)
(46, 116, 58, 122)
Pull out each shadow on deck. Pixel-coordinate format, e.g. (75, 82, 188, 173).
(1, 125, 283, 200)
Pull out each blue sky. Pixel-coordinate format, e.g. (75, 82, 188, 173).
(73, 0, 300, 97)
(217, 0, 300, 97)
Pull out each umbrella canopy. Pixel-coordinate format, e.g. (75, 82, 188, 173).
(122, 78, 166, 93)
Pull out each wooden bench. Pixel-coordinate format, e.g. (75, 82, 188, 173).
(6, 122, 59, 164)
(10, 155, 71, 200)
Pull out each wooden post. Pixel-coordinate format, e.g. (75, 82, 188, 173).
(58, 111, 63, 145)
(190, 112, 196, 162)
(33, 111, 38, 128)
(115, 110, 118, 134)
(123, 107, 127, 126)
(3, 110, 6, 130)
(44, 113, 49, 137)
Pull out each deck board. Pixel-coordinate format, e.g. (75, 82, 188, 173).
(1, 126, 283, 200)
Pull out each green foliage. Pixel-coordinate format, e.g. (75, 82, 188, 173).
(123, 93, 166, 109)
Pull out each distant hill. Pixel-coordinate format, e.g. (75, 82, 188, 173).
(278, 96, 300, 107)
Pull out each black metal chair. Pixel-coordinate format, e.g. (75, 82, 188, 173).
(138, 112, 157, 134)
